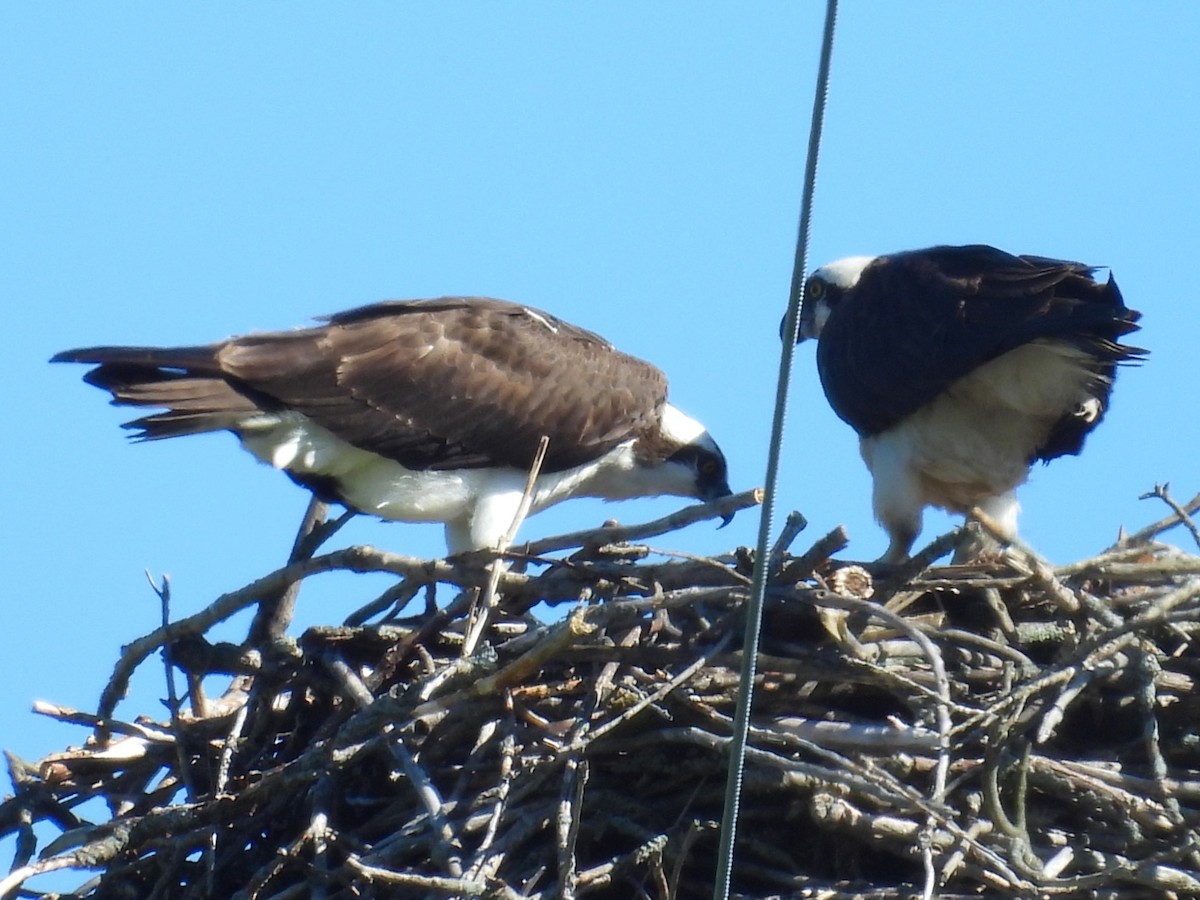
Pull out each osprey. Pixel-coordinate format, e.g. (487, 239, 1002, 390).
(53, 297, 732, 552)
(795, 244, 1144, 563)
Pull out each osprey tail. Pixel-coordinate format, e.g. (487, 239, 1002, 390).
(51, 345, 261, 441)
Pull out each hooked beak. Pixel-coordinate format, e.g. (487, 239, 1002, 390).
(704, 481, 735, 528)
(779, 308, 813, 344)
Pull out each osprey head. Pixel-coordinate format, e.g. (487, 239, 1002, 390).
(645, 404, 734, 524)
(794, 255, 877, 341)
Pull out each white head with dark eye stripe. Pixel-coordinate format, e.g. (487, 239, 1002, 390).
(638, 403, 732, 508)
(798, 255, 877, 340)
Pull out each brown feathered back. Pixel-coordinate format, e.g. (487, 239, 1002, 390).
(53, 297, 670, 473)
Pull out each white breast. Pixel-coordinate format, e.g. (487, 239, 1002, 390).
(231, 410, 693, 552)
(238, 412, 476, 520)
(863, 338, 1104, 514)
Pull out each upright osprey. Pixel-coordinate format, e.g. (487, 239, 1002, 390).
(795, 244, 1144, 563)
(54, 297, 732, 552)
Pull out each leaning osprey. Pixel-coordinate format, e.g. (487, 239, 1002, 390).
(54, 297, 731, 552)
(795, 244, 1144, 563)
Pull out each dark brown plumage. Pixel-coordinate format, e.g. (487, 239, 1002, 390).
(53, 296, 731, 551)
(55, 297, 669, 473)
(803, 245, 1145, 456)
(796, 244, 1146, 563)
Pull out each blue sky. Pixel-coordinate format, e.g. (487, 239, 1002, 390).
(3, 4, 1197, 861)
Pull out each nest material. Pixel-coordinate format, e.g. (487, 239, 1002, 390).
(4, 488, 1200, 899)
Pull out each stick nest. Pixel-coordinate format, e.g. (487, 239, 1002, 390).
(5, 488, 1200, 899)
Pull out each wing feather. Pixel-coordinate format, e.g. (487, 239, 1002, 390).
(214, 298, 668, 472)
(816, 245, 1145, 437)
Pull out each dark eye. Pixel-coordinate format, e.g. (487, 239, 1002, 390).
(807, 279, 825, 300)
(700, 459, 719, 475)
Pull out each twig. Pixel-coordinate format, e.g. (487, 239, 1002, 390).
(520, 489, 762, 556)
(145, 572, 198, 809)
(1117, 485, 1200, 550)
(344, 856, 522, 898)
(769, 511, 808, 566)
(463, 436, 550, 658)
(555, 756, 587, 899)
(1140, 483, 1200, 551)
(13, 481, 1200, 898)
(248, 496, 336, 645)
(322, 654, 465, 877)
(775, 525, 850, 583)
(465, 702, 518, 881)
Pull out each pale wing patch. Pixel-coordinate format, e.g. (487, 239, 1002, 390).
(238, 411, 474, 521)
(233, 411, 697, 542)
(950, 339, 1103, 418)
(521, 308, 559, 334)
(862, 338, 1106, 513)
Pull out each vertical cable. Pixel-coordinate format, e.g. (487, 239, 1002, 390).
(711, 2, 839, 896)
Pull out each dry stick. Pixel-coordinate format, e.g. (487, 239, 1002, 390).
(305, 778, 335, 900)
(783, 586, 953, 799)
(572, 833, 669, 893)
(554, 624, 640, 898)
(657, 726, 1030, 891)
(31, 702, 174, 743)
(144, 572, 201, 814)
(208, 671, 250, 897)
(97, 547, 462, 719)
(877, 526, 967, 589)
(1030, 755, 1189, 827)
(466, 801, 556, 898)
(0, 856, 100, 897)
(322, 654, 465, 878)
(776, 584, 953, 896)
(248, 496, 333, 645)
(520, 489, 762, 556)
(969, 511, 1085, 616)
(343, 577, 424, 627)
(1067, 577, 1200, 665)
(572, 629, 734, 753)
(99, 496, 758, 718)
(1060, 558, 1200, 583)
(343, 856, 522, 899)
(465, 702, 518, 882)
(5, 692, 418, 897)
(768, 511, 808, 567)
(148, 573, 182, 726)
(240, 824, 320, 900)
(494, 624, 736, 822)
(463, 435, 550, 658)
(555, 756, 588, 900)
(669, 820, 712, 900)
(1119, 485, 1200, 551)
(1054, 543, 1168, 578)
(775, 524, 850, 583)
(1144, 482, 1200, 551)
(416, 606, 599, 720)
(208, 699, 254, 896)
(215, 703, 250, 797)
(1131, 649, 1185, 826)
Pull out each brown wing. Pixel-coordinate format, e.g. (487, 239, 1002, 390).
(58, 298, 669, 473)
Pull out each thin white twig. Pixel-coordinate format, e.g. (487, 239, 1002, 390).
(463, 436, 550, 657)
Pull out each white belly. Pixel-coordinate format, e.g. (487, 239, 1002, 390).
(238, 412, 477, 522)
(231, 411, 662, 552)
(863, 338, 1103, 514)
